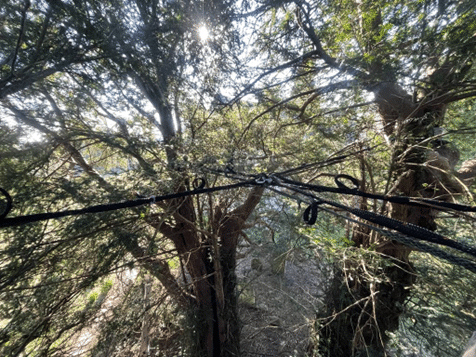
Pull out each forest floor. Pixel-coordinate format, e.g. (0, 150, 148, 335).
(236, 242, 328, 357)
(68, 243, 327, 356)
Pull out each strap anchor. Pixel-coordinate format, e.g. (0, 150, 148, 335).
(255, 174, 273, 185)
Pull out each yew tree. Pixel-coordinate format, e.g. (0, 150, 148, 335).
(0, 1, 267, 356)
(238, 0, 476, 355)
(2, 0, 476, 356)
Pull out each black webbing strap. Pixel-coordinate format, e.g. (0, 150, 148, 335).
(276, 174, 476, 213)
(0, 180, 257, 228)
(318, 197, 476, 258)
(321, 205, 476, 274)
(272, 180, 476, 259)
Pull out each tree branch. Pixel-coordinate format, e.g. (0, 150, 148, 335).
(238, 79, 358, 144)
(229, 49, 321, 105)
(294, 0, 367, 79)
(10, 0, 31, 74)
(123, 238, 189, 308)
(3, 101, 113, 191)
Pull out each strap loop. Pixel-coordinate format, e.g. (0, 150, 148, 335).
(303, 201, 319, 225)
(255, 174, 273, 185)
(192, 177, 206, 190)
(335, 174, 360, 191)
(0, 188, 12, 219)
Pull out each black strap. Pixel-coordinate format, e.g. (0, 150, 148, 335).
(273, 181, 476, 259)
(0, 188, 12, 219)
(315, 196, 476, 259)
(0, 180, 257, 228)
(303, 201, 319, 225)
(276, 174, 476, 213)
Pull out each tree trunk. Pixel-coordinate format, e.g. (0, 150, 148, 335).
(141, 185, 264, 357)
(139, 275, 151, 357)
(317, 80, 476, 356)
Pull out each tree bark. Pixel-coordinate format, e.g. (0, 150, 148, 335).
(142, 185, 264, 357)
(318, 78, 476, 356)
(349, 81, 449, 352)
(139, 275, 151, 357)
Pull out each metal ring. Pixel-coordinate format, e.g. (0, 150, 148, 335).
(255, 174, 273, 185)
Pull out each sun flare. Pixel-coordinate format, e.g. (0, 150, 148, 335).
(198, 25, 210, 41)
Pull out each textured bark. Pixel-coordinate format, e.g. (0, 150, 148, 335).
(458, 159, 476, 188)
(354, 80, 476, 351)
(295, 4, 476, 353)
(373, 82, 417, 137)
(217, 186, 264, 357)
(319, 79, 476, 356)
(354, 82, 443, 348)
(143, 185, 264, 357)
(139, 276, 152, 356)
(117, 184, 265, 357)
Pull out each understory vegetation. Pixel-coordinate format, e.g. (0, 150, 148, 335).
(1, 0, 476, 356)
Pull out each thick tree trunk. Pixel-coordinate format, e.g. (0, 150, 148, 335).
(353, 81, 476, 353)
(317, 80, 476, 356)
(142, 185, 264, 357)
(216, 186, 264, 356)
(351, 82, 448, 352)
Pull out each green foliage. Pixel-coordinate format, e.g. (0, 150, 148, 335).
(390, 252, 476, 357)
(446, 97, 476, 163)
(88, 291, 99, 304)
(167, 256, 180, 270)
(1, 0, 476, 355)
(101, 279, 113, 294)
(302, 215, 351, 250)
